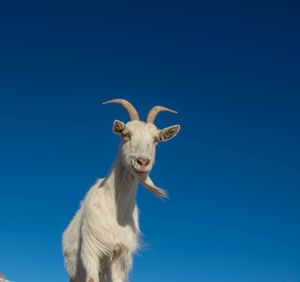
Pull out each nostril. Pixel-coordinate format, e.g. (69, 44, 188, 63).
(137, 157, 150, 166)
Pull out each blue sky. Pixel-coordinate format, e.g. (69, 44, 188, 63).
(0, 1, 299, 281)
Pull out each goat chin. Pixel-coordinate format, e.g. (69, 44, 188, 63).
(138, 175, 168, 199)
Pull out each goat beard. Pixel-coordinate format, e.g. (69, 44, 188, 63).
(137, 175, 168, 199)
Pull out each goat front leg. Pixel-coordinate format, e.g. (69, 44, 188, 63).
(110, 249, 133, 282)
(80, 235, 101, 282)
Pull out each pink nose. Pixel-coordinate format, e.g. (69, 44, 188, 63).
(136, 157, 150, 167)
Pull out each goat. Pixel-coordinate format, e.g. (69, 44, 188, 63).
(62, 99, 180, 282)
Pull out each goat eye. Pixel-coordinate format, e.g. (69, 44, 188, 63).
(122, 132, 131, 140)
(153, 136, 159, 144)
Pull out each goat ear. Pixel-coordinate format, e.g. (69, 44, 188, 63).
(112, 120, 126, 135)
(159, 125, 180, 142)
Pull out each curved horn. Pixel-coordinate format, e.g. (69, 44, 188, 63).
(146, 106, 178, 123)
(102, 99, 140, 121)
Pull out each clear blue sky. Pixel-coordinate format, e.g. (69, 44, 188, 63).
(0, 1, 299, 282)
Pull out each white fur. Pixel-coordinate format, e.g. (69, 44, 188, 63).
(62, 120, 180, 282)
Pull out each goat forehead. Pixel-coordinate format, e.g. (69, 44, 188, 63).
(126, 121, 158, 136)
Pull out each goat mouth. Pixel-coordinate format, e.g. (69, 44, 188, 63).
(131, 159, 150, 174)
(132, 166, 148, 175)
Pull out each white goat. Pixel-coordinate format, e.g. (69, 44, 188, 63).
(62, 99, 180, 282)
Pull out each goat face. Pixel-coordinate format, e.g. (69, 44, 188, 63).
(103, 99, 180, 197)
(112, 120, 180, 178)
